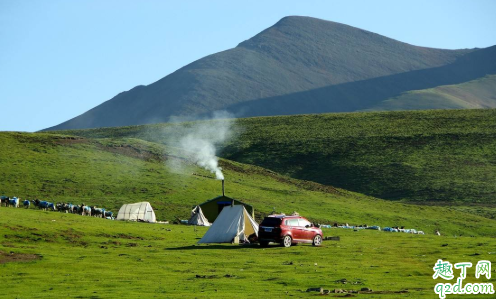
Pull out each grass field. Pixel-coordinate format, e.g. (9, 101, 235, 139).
(2, 122, 496, 298)
(1, 208, 495, 298)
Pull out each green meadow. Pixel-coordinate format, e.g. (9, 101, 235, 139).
(1, 132, 495, 236)
(1, 208, 495, 298)
(55, 109, 496, 219)
(2, 110, 496, 298)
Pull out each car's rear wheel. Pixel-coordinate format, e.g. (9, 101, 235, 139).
(281, 235, 292, 248)
(259, 241, 269, 247)
(312, 234, 322, 246)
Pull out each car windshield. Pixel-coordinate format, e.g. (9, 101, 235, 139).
(261, 217, 282, 227)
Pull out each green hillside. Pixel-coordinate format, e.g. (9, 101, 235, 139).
(54, 109, 496, 210)
(368, 75, 496, 111)
(1, 132, 495, 236)
(1, 209, 495, 298)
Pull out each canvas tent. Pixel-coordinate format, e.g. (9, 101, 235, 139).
(116, 202, 156, 223)
(198, 205, 258, 244)
(188, 206, 210, 226)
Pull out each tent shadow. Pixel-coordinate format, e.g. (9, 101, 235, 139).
(165, 244, 265, 250)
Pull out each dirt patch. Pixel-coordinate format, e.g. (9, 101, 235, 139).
(97, 144, 162, 162)
(4, 232, 55, 243)
(306, 287, 409, 295)
(61, 229, 88, 247)
(61, 228, 82, 240)
(98, 233, 144, 240)
(53, 136, 88, 145)
(194, 274, 236, 279)
(0, 251, 41, 264)
(2, 225, 38, 232)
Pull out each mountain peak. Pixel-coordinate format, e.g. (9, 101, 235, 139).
(237, 15, 390, 53)
(270, 15, 369, 35)
(274, 15, 328, 24)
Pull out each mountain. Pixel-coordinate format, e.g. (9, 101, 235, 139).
(44, 16, 485, 131)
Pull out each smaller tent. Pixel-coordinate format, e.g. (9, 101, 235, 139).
(198, 205, 258, 244)
(188, 206, 210, 226)
(116, 202, 156, 223)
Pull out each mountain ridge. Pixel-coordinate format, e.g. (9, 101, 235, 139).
(367, 74, 496, 111)
(222, 45, 496, 117)
(45, 16, 484, 131)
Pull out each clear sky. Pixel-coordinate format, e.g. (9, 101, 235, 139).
(1, 0, 495, 132)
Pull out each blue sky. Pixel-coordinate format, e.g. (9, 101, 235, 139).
(1, 0, 495, 132)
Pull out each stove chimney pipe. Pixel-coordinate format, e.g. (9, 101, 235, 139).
(222, 179, 225, 197)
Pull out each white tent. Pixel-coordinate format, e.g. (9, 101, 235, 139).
(188, 206, 210, 226)
(198, 205, 258, 244)
(116, 202, 156, 223)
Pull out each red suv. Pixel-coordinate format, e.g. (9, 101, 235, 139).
(258, 215, 323, 247)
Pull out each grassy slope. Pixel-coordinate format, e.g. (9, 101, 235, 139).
(1, 132, 496, 237)
(1, 209, 495, 298)
(55, 109, 496, 208)
(368, 75, 496, 111)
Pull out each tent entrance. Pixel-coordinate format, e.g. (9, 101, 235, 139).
(244, 212, 255, 236)
(217, 201, 231, 214)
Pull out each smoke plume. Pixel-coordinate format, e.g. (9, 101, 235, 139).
(166, 111, 235, 180)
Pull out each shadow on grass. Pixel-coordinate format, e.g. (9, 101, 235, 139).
(165, 244, 270, 250)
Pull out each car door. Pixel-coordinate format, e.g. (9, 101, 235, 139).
(286, 218, 301, 240)
(298, 218, 313, 241)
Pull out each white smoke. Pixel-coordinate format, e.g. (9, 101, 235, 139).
(166, 111, 235, 180)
